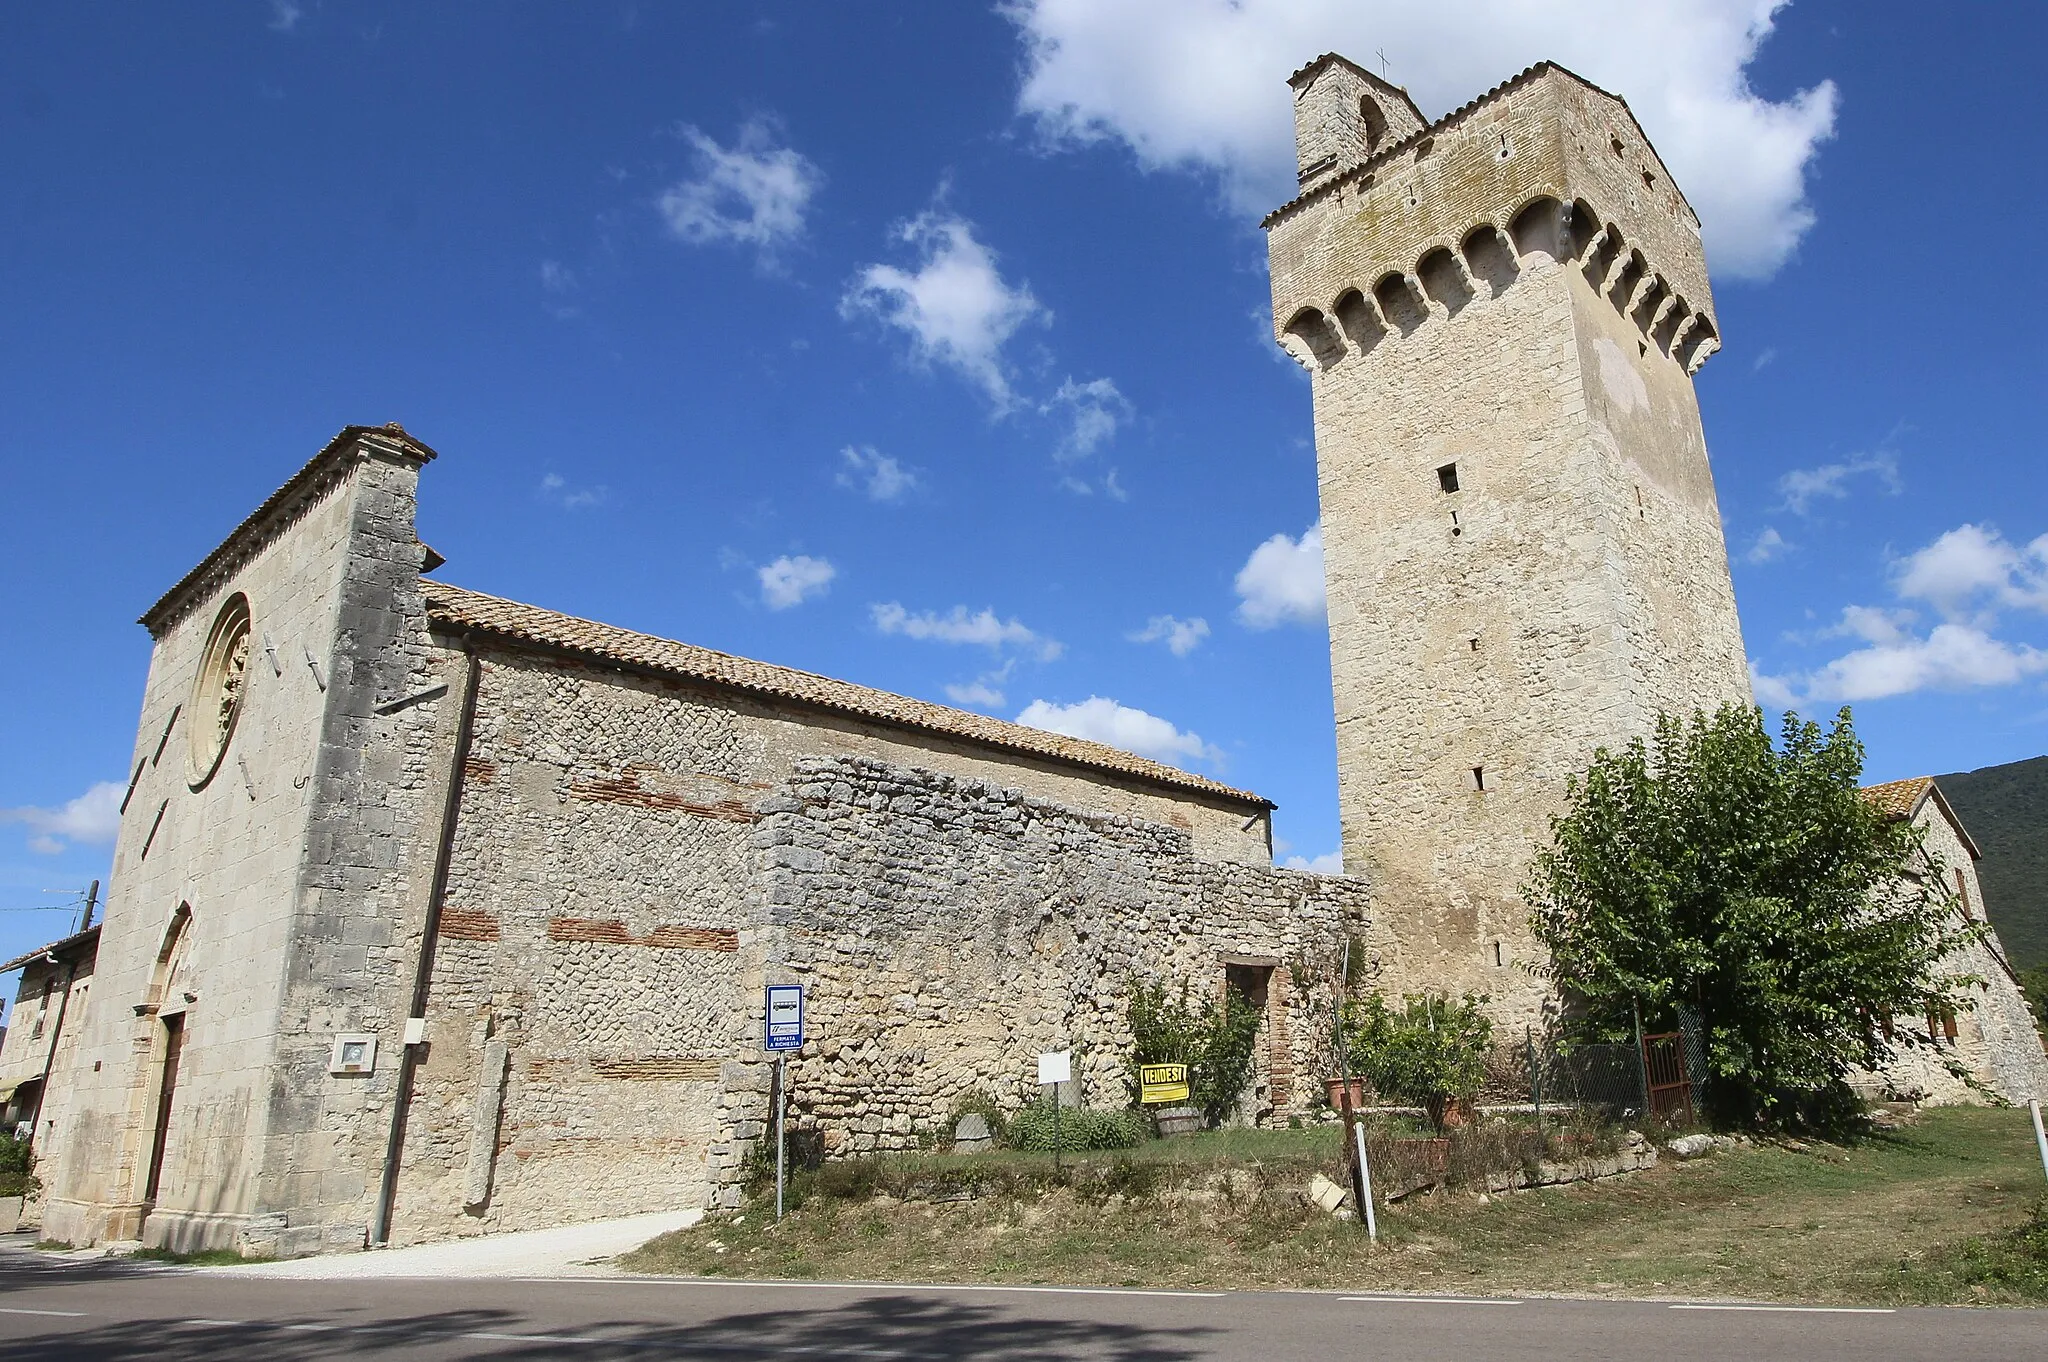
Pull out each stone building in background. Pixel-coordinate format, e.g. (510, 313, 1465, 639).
(38, 426, 1369, 1256)
(1265, 57, 1752, 1027)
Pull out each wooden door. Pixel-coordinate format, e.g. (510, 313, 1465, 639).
(144, 1014, 185, 1203)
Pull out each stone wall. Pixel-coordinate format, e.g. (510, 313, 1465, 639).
(1266, 63, 1750, 1031)
(728, 755, 1373, 1194)
(1866, 804, 2048, 1105)
(385, 644, 1302, 1242)
(41, 432, 445, 1256)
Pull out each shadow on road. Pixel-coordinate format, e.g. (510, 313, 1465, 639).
(0, 1292, 1220, 1360)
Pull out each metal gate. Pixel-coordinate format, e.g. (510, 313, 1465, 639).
(1640, 1030, 1694, 1123)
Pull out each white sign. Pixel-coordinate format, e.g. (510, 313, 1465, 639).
(764, 984, 805, 1052)
(1036, 1049, 1072, 1085)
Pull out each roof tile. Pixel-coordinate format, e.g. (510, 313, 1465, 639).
(422, 581, 1271, 809)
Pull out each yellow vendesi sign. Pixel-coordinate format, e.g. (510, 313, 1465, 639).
(1139, 1063, 1190, 1105)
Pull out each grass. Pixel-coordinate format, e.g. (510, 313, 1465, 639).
(619, 1106, 2048, 1306)
(123, 1246, 273, 1266)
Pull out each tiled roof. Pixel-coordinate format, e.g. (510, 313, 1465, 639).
(1862, 776, 1981, 860)
(422, 581, 1272, 809)
(0, 925, 100, 976)
(142, 423, 439, 636)
(1863, 776, 1935, 821)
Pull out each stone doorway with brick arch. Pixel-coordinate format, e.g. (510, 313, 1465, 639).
(1223, 957, 1290, 1125)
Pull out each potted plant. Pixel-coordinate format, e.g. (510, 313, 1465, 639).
(1344, 991, 1493, 1133)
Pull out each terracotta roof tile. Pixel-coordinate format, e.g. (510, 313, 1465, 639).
(422, 581, 1271, 809)
(1863, 776, 1935, 822)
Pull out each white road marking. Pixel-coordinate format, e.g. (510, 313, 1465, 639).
(0, 1307, 87, 1317)
(1339, 1295, 1522, 1306)
(1670, 1304, 1894, 1314)
(521, 1277, 1227, 1299)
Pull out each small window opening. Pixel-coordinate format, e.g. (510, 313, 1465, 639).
(1493, 941, 1505, 967)
(1642, 170, 1656, 189)
(1636, 485, 1645, 520)
(1437, 462, 1460, 493)
(1450, 510, 1462, 537)
(1468, 637, 1480, 652)
(1610, 136, 1624, 157)
(1470, 765, 1487, 792)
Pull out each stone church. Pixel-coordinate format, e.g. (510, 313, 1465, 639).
(29, 55, 2045, 1256)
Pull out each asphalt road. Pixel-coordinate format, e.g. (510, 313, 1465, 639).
(0, 1251, 2040, 1360)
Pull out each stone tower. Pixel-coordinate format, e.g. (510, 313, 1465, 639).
(1264, 56, 1752, 1022)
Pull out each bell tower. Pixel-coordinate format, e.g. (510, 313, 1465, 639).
(1265, 56, 1752, 1021)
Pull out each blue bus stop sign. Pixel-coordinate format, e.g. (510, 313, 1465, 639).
(764, 984, 804, 1052)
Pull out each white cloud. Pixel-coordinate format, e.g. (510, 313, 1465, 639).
(1776, 449, 1901, 515)
(1755, 523, 2048, 705)
(1234, 522, 1325, 628)
(3, 781, 124, 855)
(1804, 625, 2048, 703)
(1015, 696, 1220, 767)
(871, 603, 1062, 660)
(658, 119, 822, 264)
(539, 472, 607, 510)
(837, 445, 921, 503)
(944, 679, 1009, 709)
(1281, 850, 1346, 874)
(1748, 663, 1799, 710)
(758, 555, 836, 610)
(842, 213, 1049, 408)
(1129, 615, 1210, 657)
(267, 1, 304, 33)
(1743, 525, 1790, 565)
(1005, 0, 1836, 280)
(539, 260, 576, 294)
(1894, 524, 2048, 621)
(1043, 376, 1133, 462)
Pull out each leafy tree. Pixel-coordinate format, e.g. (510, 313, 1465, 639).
(1344, 991, 1493, 1130)
(1526, 703, 1982, 1126)
(1125, 978, 1263, 1124)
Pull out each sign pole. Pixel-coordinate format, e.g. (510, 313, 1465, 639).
(2030, 1099, 2048, 1187)
(763, 983, 805, 1222)
(775, 1053, 787, 1222)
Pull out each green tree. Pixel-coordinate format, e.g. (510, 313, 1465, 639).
(1344, 991, 1493, 1131)
(1125, 978, 1263, 1125)
(1525, 703, 1982, 1127)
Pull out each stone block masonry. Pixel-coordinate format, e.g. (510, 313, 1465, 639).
(1267, 60, 1750, 1031)
(741, 756, 1373, 1175)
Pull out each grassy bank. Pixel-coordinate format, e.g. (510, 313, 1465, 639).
(620, 1106, 2048, 1305)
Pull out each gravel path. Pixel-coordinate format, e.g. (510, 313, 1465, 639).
(200, 1208, 702, 1279)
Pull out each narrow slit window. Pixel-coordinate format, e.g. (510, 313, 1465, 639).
(1437, 462, 1460, 493)
(1493, 941, 1504, 967)
(1470, 766, 1487, 792)
(1450, 510, 1463, 537)
(1468, 637, 1480, 652)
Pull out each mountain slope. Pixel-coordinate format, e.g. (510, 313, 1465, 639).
(1936, 754, 2048, 971)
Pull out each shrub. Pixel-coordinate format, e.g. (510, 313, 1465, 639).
(1008, 1100, 1145, 1152)
(1126, 977, 1264, 1124)
(0, 1134, 35, 1199)
(1346, 991, 1493, 1129)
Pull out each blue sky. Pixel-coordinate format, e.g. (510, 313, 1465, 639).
(3, 2, 2045, 970)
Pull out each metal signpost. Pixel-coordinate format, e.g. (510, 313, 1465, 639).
(2031, 1098, 2048, 1187)
(764, 984, 805, 1221)
(1037, 1050, 1072, 1174)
